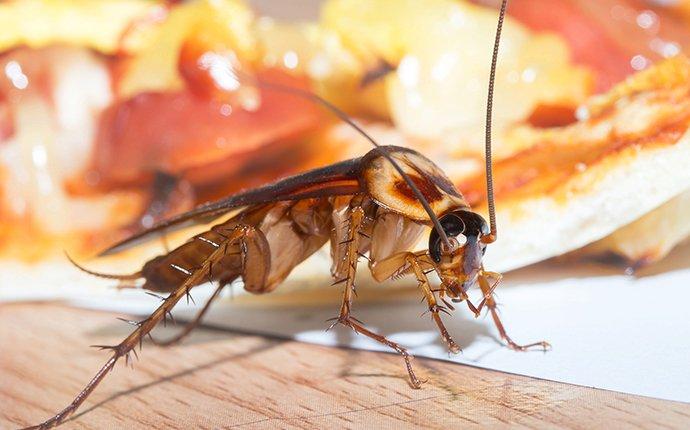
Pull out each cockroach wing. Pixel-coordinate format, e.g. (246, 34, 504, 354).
(100, 158, 363, 256)
(360, 146, 469, 221)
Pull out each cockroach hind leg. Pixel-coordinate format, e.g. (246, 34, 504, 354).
(27, 230, 246, 429)
(151, 281, 227, 348)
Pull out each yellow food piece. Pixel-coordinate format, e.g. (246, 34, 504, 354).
(0, 0, 258, 98)
(586, 55, 690, 118)
(255, 20, 357, 105)
(584, 190, 690, 267)
(0, 0, 156, 54)
(118, 0, 257, 98)
(480, 56, 690, 271)
(321, 0, 593, 156)
(254, 19, 390, 117)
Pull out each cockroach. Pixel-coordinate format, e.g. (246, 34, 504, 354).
(25, 1, 548, 428)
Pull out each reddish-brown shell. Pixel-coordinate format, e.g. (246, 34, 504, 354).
(360, 147, 469, 221)
(101, 146, 466, 255)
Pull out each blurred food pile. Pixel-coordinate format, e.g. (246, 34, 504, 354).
(0, 0, 689, 274)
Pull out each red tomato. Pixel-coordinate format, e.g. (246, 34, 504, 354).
(495, 0, 690, 92)
(87, 68, 324, 190)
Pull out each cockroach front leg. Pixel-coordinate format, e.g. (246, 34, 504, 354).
(407, 254, 461, 354)
(25, 227, 251, 430)
(478, 273, 551, 352)
(329, 201, 423, 388)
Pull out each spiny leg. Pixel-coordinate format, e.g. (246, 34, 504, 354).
(25, 286, 189, 430)
(150, 280, 228, 347)
(407, 254, 460, 354)
(329, 200, 423, 388)
(478, 274, 550, 351)
(329, 197, 366, 323)
(475, 270, 502, 313)
(152, 221, 268, 348)
(25, 227, 250, 430)
(340, 317, 423, 389)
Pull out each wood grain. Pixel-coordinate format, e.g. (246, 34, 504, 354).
(1, 302, 688, 429)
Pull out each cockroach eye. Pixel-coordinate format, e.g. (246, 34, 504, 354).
(429, 211, 489, 262)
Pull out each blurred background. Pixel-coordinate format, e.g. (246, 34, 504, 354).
(0, 0, 689, 276)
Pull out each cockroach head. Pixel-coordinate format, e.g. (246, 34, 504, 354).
(428, 210, 490, 292)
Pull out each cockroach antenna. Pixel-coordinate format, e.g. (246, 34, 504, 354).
(233, 0, 509, 249)
(246, 76, 453, 250)
(483, 0, 508, 244)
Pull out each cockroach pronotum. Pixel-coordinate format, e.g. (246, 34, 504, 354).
(26, 1, 548, 428)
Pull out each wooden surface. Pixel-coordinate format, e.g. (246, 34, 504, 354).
(1, 303, 689, 429)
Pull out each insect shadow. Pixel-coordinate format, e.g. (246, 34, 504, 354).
(89, 318, 238, 347)
(67, 333, 282, 425)
(74, 302, 490, 424)
(299, 305, 493, 385)
(175, 293, 497, 358)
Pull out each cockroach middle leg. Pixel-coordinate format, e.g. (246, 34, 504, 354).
(341, 316, 424, 389)
(329, 201, 423, 388)
(407, 254, 461, 354)
(328, 197, 366, 324)
(337, 203, 366, 319)
(478, 275, 551, 352)
(25, 228, 249, 430)
(150, 281, 229, 347)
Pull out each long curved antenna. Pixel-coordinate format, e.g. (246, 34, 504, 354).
(245, 76, 453, 249)
(483, 0, 508, 244)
